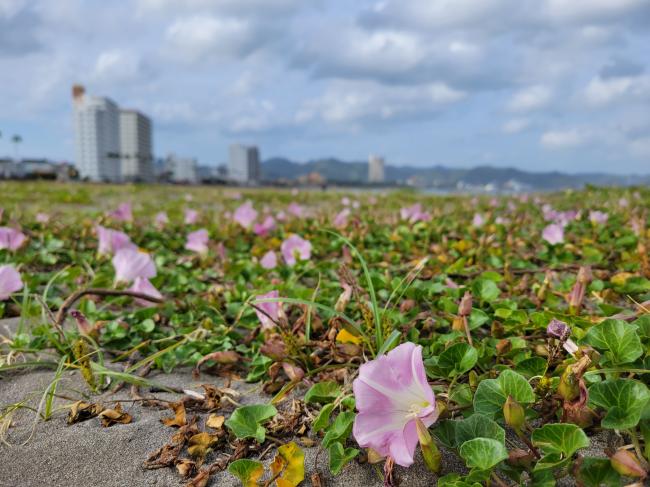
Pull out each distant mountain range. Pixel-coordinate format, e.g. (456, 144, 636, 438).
(262, 157, 650, 191)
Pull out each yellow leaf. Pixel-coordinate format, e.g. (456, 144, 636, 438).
(98, 403, 132, 427)
(188, 432, 217, 464)
(206, 414, 225, 429)
(270, 441, 305, 487)
(161, 402, 186, 427)
(336, 328, 361, 345)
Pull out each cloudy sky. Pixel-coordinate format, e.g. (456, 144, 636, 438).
(1, 0, 649, 173)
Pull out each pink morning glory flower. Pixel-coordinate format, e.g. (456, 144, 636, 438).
(129, 277, 163, 306)
(96, 225, 136, 255)
(333, 208, 351, 228)
(184, 209, 199, 224)
(400, 203, 430, 223)
(155, 212, 169, 228)
(112, 248, 156, 283)
(0, 227, 27, 251)
(260, 250, 278, 269)
(542, 223, 564, 245)
(287, 202, 305, 218)
(352, 342, 438, 467)
(36, 213, 50, 223)
(233, 201, 258, 229)
(253, 216, 276, 236)
(185, 229, 209, 254)
(589, 210, 608, 225)
(341, 197, 351, 206)
(108, 203, 133, 222)
(281, 234, 312, 266)
(254, 290, 282, 330)
(0, 265, 23, 300)
(472, 213, 485, 227)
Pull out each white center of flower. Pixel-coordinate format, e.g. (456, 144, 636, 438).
(405, 401, 429, 420)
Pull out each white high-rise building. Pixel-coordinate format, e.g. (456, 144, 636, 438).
(72, 85, 121, 182)
(228, 144, 260, 184)
(368, 154, 385, 183)
(165, 153, 198, 184)
(120, 110, 153, 182)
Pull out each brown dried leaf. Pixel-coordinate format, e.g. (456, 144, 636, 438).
(161, 402, 187, 427)
(143, 442, 184, 469)
(98, 403, 132, 427)
(193, 351, 241, 378)
(175, 458, 197, 478)
(67, 401, 103, 425)
(185, 469, 211, 487)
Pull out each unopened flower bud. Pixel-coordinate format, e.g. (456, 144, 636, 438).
(558, 367, 580, 402)
(458, 291, 472, 317)
(468, 370, 479, 391)
(568, 266, 592, 315)
(503, 395, 525, 432)
(609, 449, 648, 479)
(415, 418, 441, 473)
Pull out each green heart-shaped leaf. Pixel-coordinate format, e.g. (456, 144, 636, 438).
(304, 381, 341, 404)
(582, 319, 643, 365)
(225, 404, 277, 443)
(328, 442, 359, 475)
(437, 343, 478, 377)
(588, 379, 650, 430)
(531, 423, 590, 458)
(577, 457, 621, 487)
(322, 411, 355, 448)
(434, 414, 505, 449)
(473, 370, 535, 417)
(459, 438, 508, 470)
(228, 459, 264, 487)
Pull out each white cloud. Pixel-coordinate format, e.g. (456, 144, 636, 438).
(297, 80, 465, 125)
(164, 16, 257, 62)
(543, 0, 650, 23)
(540, 129, 586, 149)
(93, 49, 143, 82)
(584, 74, 650, 106)
(502, 118, 529, 134)
(507, 85, 552, 112)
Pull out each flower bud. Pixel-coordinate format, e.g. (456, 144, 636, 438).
(415, 418, 441, 473)
(468, 370, 479, 391)
(568, 266, 592, 315)
(609, 449, 648, 479)
(557, 366, 580, 403)
(503, 395, 525, 432)
(458, 291, 472, 317)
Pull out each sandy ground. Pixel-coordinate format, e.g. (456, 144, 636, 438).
(0, 318, 616, 486)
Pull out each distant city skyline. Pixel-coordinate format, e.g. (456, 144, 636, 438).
(0, 1, 649, 174)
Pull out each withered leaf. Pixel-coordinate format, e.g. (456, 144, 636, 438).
(143, 442, 184, 469)
(161, 402, 187, 427)
(175, 458, 197, 478)
(67, 401, 103, 425)
(187, 432, 218, 464)
(193, 351, 241, 378)
(205, 414, 225, 430)
(98, 403, 132, 427)
(184, 469, 211, 487)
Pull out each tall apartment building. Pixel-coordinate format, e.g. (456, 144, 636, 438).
(368, 154, 385, 183)
(228, 144, 261, 184)
(165, 153, 198, 184)
(72, 85, 121, 182)
(120, 110, 153, 182)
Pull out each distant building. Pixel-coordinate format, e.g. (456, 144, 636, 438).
(72, 85, 121, 182)
(368, 155, 385, 183)
(228, 144, 260, 184)
(120, 110, 153, 182)
(165, 153, 197, 184)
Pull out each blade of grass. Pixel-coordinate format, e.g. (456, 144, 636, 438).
(322, 230, 383, 349)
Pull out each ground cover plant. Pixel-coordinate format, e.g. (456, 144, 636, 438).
(1, 180, 649, 486)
